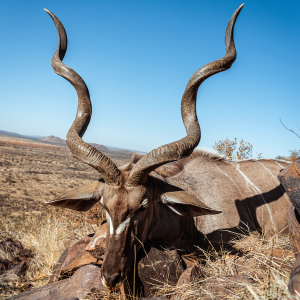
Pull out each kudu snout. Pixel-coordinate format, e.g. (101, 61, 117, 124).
(102, 272, 122, 289)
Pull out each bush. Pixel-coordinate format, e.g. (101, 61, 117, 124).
(276, 149, 300, 162)
(213, 138, 254, 160)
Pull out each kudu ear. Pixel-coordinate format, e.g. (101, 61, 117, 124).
(161, 191, 222, 217)
(46, 181, 103, 212)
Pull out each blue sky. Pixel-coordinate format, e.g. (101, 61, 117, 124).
(0, 0, 299, 158)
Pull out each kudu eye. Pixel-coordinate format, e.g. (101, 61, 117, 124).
(138, 205, 147, 213)
(98, 178, 105, 184)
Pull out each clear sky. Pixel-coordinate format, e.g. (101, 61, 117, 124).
(0, 0, 299, 158)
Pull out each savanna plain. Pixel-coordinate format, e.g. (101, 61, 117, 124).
(0, 134, 298, 299)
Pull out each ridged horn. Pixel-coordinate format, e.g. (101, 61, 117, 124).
(45, 9, 121, 186)
(126, 4, 244, 187)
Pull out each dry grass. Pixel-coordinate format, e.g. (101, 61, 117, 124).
(1, 135, 299, 299)
(1, 209, 299, 299)
(0, 134, 131, 299)
(0, 205, 107, 299)
(154, 232, 297, 300)
(0, 134, 132, 223)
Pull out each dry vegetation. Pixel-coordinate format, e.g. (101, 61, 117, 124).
(1, 213, 298, 299)
(0, 134, 131, 222)
(0, 134, 131, 298)
(213, 138, 255, 160)
(276, 150, 300, 163)
(0, 134, 298, 299)
(155, 232, 296, 299)
(0, 208, 105, 299)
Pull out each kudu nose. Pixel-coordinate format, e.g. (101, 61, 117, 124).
(103, 272, 122, 288)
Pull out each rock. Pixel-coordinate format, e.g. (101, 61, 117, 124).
(0, 238, 32, 273)
(0, 258, 13, 274)
(0, 270, 20, 284)
(289, 254, 300, 295)
(0, 239, 24, 257)
(0, 239, 33, 277)
(170, 264, 203, 300)
(0, 268, 23, 295)
(85, 222, 107, 259)
(288, 204, 300, 254)
(232, 258, 257, 276)
(202, 275, 251, 299)
(264, 247, 293, 270)
(8, 261, 30, 277)
(182, 255, 202, 268)
(0, 273, 20, 298)
(48, 235, 100, 283)
(176, 264, 203, 286)
(0, 260, 31, 291)
(8, 265, 108, 300)
(0, 250, 32, 296)
(278, 158, 300, 214)
(264, 248, 290, 259)
(137, 246, 185, 297)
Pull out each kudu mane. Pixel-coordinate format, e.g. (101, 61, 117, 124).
(152, 149, 231, 178)
(150, 149, 292, 179)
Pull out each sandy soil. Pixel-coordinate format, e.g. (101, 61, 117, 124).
(0, 134, 132, 220)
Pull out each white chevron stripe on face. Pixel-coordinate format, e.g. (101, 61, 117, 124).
(106, 211, 114, 235)
(116, 217, 131, 235)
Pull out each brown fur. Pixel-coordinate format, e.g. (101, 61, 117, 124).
(158, 149, 291, 243)
(154, 149, 231, 178)
(51, 149, 291, 289)
(154, 149, 289, 179)
(126, 149, 291, 247)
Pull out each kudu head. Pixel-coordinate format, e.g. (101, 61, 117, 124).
(45, 4, 243, 289)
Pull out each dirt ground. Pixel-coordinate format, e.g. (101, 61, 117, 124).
(0, 134, 132, 221)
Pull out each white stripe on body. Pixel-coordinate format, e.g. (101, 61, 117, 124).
(214, 164, 244, 198)
(258, 161, 289, 203)
(235, 163, 276, 231)
(214, 164, 256, 226)
(274, 160, 285, 169)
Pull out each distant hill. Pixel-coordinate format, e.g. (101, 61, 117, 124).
(105, 145, 143, 152)
(39, 136, 109, 151)
(0, 130, 145, 153)
(38, 136, 144, 153)
(39, 136, 67, 145)
(0, 130, 43, 140)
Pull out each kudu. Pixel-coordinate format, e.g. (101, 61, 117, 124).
(45, 5, 290, 289)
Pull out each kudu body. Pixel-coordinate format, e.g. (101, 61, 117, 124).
(155, 150, 290, 245)
(45, 5, 290, 289)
